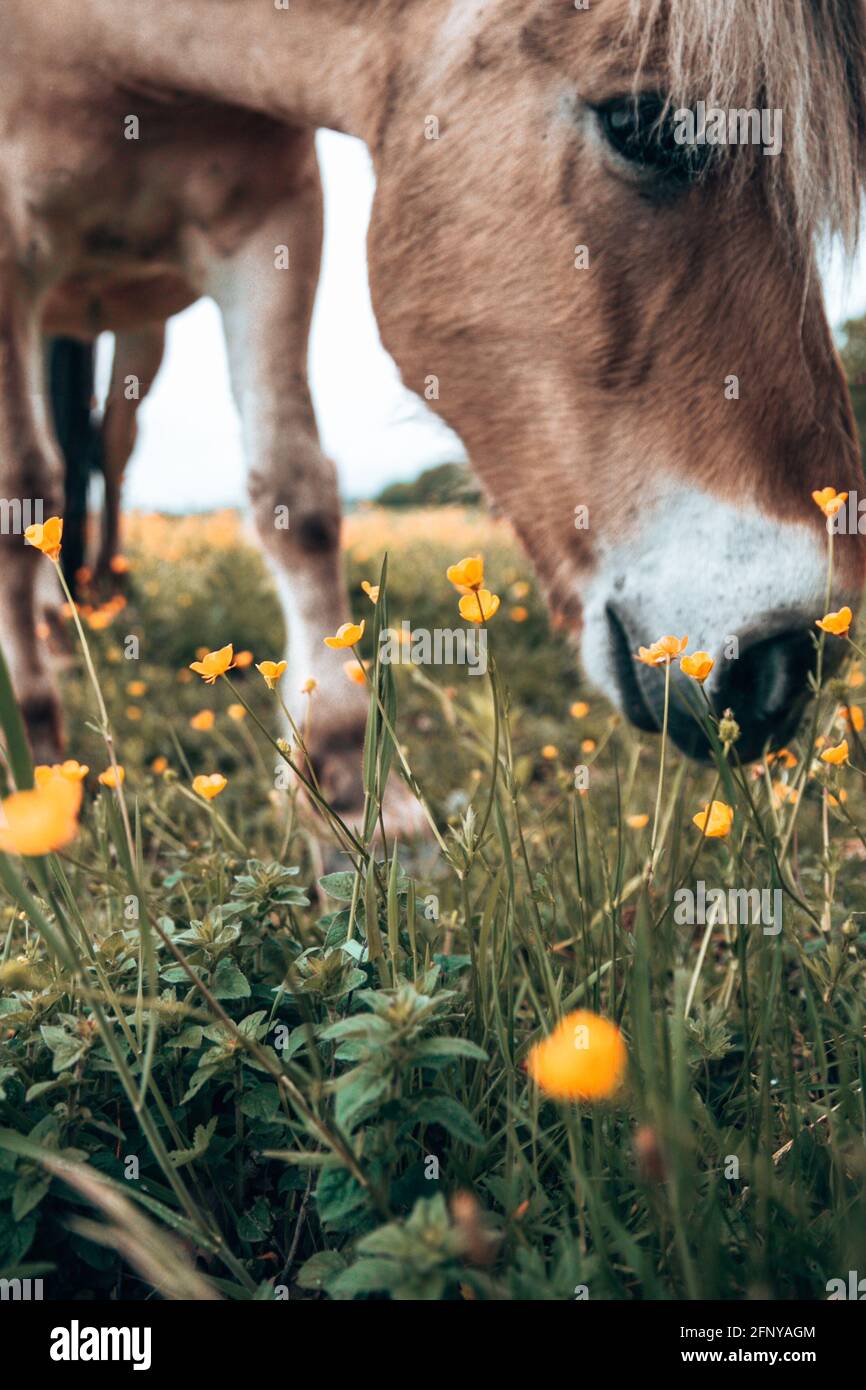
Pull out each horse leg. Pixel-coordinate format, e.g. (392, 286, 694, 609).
(0, 287, 66, 762)
(46, 336, 97, 601)
(95, 323, 166, 592)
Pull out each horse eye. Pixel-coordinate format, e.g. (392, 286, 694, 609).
(595, 95, 701, 179)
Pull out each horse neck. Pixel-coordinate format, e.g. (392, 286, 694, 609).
(96, 0, 438, 145)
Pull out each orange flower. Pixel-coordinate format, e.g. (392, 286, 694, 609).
(151, 755, 169, 774)
(458, 589, 500, 623)
(849, 664, 864, 689)
(510, 606, 529, 623)
(692, 800, 734, 838)
(190, 710, 215, 732)
(34, 760, 89, 786)
(821, 740, 849, 766)
(767, 747, 797, 770)
(24, 516, 63, 561)
(816, 607, 852, 636)
(581, 738, 597, 753)
(626, 813, 649, 829)
(841, 704, 864, 732)
(227, 703, 246, 722)
(0, 775, 81, 856)
(772, 781, 799, 806)
(570, 701, 590, 719)
(446, 556, 484, 592)
(680, 651, 714, 683)
(361, 581, 379, 604)
(98, 766, 126, 788)
(323, 621, 365, 650)
(541, 744, 559, 760)
(256, 659, 288, 690)
(234, 649, 255, 669)
(301, 678, 317, 695)
(127, 680, 147, 698)
(126, 706, 142, 722)
(344, 659, 370, 686)
(527, 1010, 627, 1102)
(812, 487, 848, 518)
(87, 608, 115, 631)
(828, 789, 848, 807)
(189, 644, 235, 684)
(636, 635, 688, 667)
(109, 554, 130, 575)
(511, 581, 530, 600)
(192, 773, 227, 801)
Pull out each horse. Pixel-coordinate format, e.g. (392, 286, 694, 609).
(2, 0, 866, 818)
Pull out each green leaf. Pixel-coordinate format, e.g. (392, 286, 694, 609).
(212, 957, 251, 999)
(329, 1258, 400, 1298)
(295, 1250, 347, 1290)
(413, 1095, 485, 1147)
(411, 1037, 488, 1065)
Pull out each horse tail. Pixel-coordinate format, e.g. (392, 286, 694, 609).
(47, 336, 101, 597)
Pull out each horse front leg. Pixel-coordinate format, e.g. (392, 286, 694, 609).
(0, 286, 66, 763)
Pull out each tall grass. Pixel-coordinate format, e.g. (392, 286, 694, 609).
(0, 508, 864, 1300)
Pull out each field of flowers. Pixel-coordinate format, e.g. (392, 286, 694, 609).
(1, 501, 865, 1301)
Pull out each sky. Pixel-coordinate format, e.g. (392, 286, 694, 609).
(97, 130, 866, 514)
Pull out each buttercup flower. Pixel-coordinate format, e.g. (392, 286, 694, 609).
(127, 680, 147, 697)
(821, 740, 849, 765)
(24, 516, 63, 561)
(812, 487, 848, 518)
(527, 1010, 627, 1102)
(361, 581, 379, 604)
(570, 701, 590, 719)
(109, 554, 130, 575)
(626, 813, 649, 829)
(692, 800, 734, 838)
(773, 781, 799, 806)
(510, 606, 528, 623)
(458, 589, 500, 623)
(681, 651, 714, 682)
(541, 744, 559, 760)
(324, 621, 365, 650)
(34, 760, 89, 786)
(581, 738, 597, 753)
(98, 766, 126, 788)
(190, 710, 215, 732)
(344, 659, 370, 686)
(192, 773, 227, 801)
(636, 635, 688, 667)
(301, 678, 317, 695)
(227, 703, 246, 722)
(767, 747, 797, 770)
(841, 704, 864, 732)
(256, 659, 288, 689)
(0, 775, 81, 856)
(816, 607, 852, 636)
(189, 644, 235, 684)
(446, 556, 484, 592)
(151, 756, 169, 775)
(234, 650, 255, 669)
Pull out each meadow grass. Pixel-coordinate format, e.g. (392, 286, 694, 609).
(0, 505, 865, 1300)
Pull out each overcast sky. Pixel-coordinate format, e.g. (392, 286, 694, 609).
(98, 130, 866, 514)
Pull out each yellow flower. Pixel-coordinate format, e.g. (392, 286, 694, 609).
(581, 738, 597, 753)
(234, 650, 255, 669)
(127, 680, 147, 697)
(458, 589, 500, 623)
(570, 701, 590, 719)
(816, 607, 852, 636)
(34, 760, 89, 786)
(190, 710, 215, 731)
(527, 1010, 627, 1102)
(0, 775, 81, 856)
(849, 664, 864, 689)
(812, 487, 848, 518)
(98, 766, 126, 788)
(692, 800, 734, 838)
(511, 581, 530, 599)
(361, 581, 379, 604)
(323, 621, 365, 650)
(636, 635, 688, 666)
(301, 678, 317, 695)
(680, 651, 714, 683)
(510, 606, 529, 623)
(227, 703, 246, 722)
(828, 789, 848, 807)
(24, 516, 63, 561)
(841, 704, 864, 732)
(151, 755, 169, 774)
(626, 813, 649, 829)
(772, 781, 799, 805)
(541, 744, 559, 760)
(126, 706, 142, 722)
(87, 608, 115, 631)
(344, 659, 370, 686)
(192, 773, 227, 801)
(189, 644, 235, 684)
(446, 556, 484, 592)
(256, 659, 288, 690)
(821, 740, 849, 765)
(109, 554, 130, 575)
(767, 747, 797, 770)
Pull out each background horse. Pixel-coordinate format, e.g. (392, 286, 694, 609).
(2, 0, 866, 808)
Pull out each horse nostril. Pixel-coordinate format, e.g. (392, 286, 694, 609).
(710, 627, 832, 759)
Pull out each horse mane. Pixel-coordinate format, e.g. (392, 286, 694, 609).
(627, 0, 866, 255)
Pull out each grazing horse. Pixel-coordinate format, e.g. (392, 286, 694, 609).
(1, 1, 866, 803)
